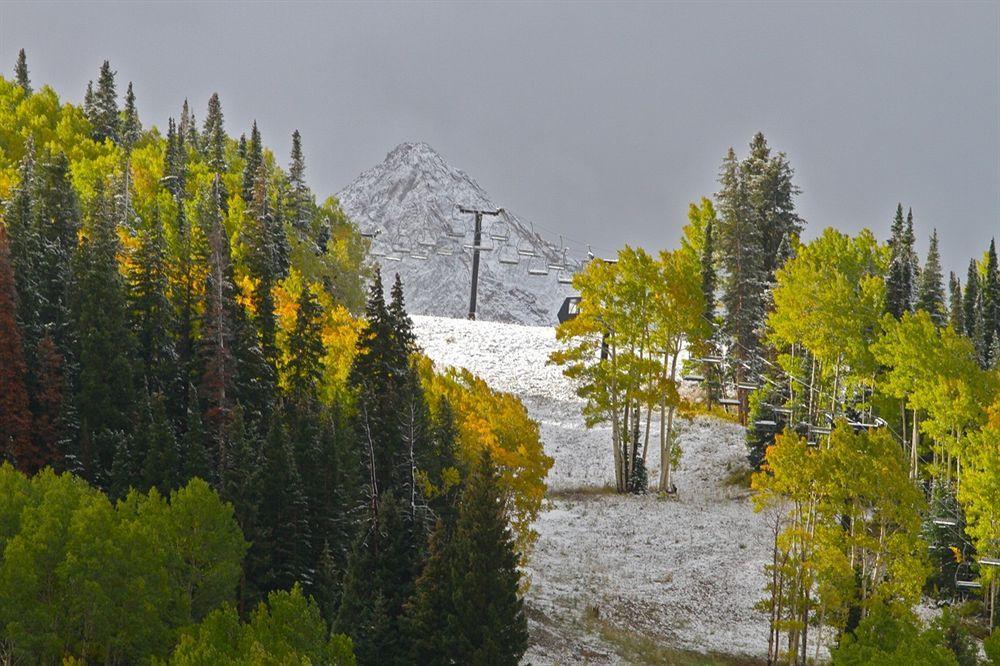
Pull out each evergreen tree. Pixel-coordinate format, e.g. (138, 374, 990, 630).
(199, 178, 238, 476)
(244, 164, 280, 368)
(948, 272, 964, 333)
(83, 81, 95, 123)
(287, 130, 311, 232)
(983, 240, 1000, 365)
(129, 207, 177, 396)
(72, 184, 135, 483)
(163, 117, 187, 198)
(742, 132, 803, 280)
(285, 286, 326, 402)
(0, 226, 33, 471)
(177, 383, 211, 484)
(917, 229, 946, 326)
(701, 216, 717, 323)
(14, 48, 31, 95)
(34, 152, 81, 355)
(92, 60, 119, 143)
(203, 93, 226, 174)
(963, 258, 983, 354)
(32, 333, 69, 472)
(180, 98, 199, 152)
(242, 121, 263, 203)
(257, 422, 313, 594)
(5, 140, 41, 342)
(336, 492, 423, 666)
(905, 208, 920, 309)
(886, 204, 910, 318)
(138, 390, 180, 494)
(406, 451, 528, 665)
(120, 82, 141, 153)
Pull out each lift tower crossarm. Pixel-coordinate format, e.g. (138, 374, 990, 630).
(458, 206, 503, 320)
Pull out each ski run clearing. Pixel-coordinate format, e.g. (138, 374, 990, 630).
(412, 314, 774, 664)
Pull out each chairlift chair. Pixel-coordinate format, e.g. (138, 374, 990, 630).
(391, 232, 413, 255)
(717, 397, 741, 407)
(370, 239, 389, 257)
(932, 518, 959, 527)
(956, 580, 983, 589)
(517, 224, 540, 257)
(410, 247, 429, 261)
(556, 267, 574, 285)
(979, 557, 1000, 567)
(773, 407, 793, 416)
(527, 256, 550, 276)
(754, 420, 778, 429)
(498, 243, 520, 265)
(383, 252, 403, 262)
(436, 242, 456, 257)
(416, 228, 438, 248)
(489, 218, 510, 242)
(463, 236, 494, 252)
(681, 374, 705, 383)
(808, 426, 832, 436)
(736, 382, 760, 391)
(694, 356, 724, 365)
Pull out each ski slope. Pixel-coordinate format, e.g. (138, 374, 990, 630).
(412, 315, 774, 663)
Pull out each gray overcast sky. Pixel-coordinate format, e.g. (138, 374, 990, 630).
(2, 2, 998, 271)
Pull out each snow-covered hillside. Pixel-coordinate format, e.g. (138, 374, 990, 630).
(412, 315, 774, 663)
(337, 143, 581, 325)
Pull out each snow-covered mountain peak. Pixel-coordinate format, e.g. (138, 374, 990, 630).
(337, 143, 580, 325)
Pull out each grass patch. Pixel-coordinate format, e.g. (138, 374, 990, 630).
(724, 465, 754, 489)
(678, 398, 742, 423)
(547, 484, 618, 499)
(591, 617, 764, 665)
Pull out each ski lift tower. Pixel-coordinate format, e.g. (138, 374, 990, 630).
(459, 206, 503, 320)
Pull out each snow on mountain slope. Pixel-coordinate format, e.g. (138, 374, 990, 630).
(412, 315, 774, 663)
(337, 143, 581, 325)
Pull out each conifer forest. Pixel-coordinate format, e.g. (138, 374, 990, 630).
(0, 4, 998, 664)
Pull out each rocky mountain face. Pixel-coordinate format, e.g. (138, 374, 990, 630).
(336, 142, 581, 325)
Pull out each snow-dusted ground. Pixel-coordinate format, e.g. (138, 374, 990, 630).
(413, 315, 773, 663)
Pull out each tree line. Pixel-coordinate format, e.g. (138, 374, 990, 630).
(0, 50, 548, 663)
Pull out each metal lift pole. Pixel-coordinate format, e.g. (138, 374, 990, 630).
(459, 206, 502, 320)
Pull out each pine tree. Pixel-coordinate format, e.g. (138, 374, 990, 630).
(917, 229, 946, 326)
(948, 272, 964, 333)
(886, 204, 910, 318)
(72, 184, 135, 483)
(406, 451, 528, 665)
(14, 48, 31, 95)
(92, 60, 119, 143)
(242, 121, 263, 203)
(0, 225, 34, 471)
(120, 82, 140, 153)
(203, 93, 226, 174)
(287, 130, 311, 232)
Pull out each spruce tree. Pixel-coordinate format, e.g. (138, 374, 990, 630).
(701, 216, 717, 322)
(120, 82, 140, 154)
(0, 226, 33, 471)
(92, 60, 119, 143)
(406, 451, 528, 665)
(964, 259, 982, 347)
(71, 184, 135, 483)
(199, 178, 238, 475)
(886, 204, 909, 318)
(983, 240, 1000, 365)
(83, 81, 95, 124)
(5, 141, 41, 343)
(287, 130, 311, 232)
(129, 207, 177, 396)
(14, 48, 31, 95)
(32, 333, 69, 472)
(336, 492, 424, 666)
(244, 164, 279, 368)
(949, 272, 964, 333)
(917, 229, 946, 326)
(180, 98, 199, 152)
(203, 93, 226, 173)
(242, 121, 263, 203)
(285, 286, 326, 402)
(138, 390, 179, 494)
(904, 208, 920, 309)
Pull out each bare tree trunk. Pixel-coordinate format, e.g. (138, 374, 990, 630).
(911, 410, 919, 479)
